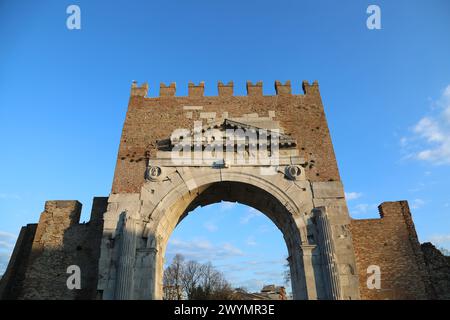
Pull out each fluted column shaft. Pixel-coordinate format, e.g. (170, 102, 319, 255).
(114, 213, 137, 300)
(315, 209, 342, 300)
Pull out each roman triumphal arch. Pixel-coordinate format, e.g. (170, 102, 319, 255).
(96, 80, 361, 300)
(2, 80, 440, 300)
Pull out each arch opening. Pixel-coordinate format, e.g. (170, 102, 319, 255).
(164, 201, 292, 299)
(148, 181, 309, 300)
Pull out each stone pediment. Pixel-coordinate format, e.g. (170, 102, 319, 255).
(157, 118, 297, 151)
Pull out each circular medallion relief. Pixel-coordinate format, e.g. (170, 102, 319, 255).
(146, 166, 163, 181)
(285, 165, 302, 180)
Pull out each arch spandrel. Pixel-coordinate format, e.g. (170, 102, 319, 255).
(141, 167, 311, 245)
(98, 166, 359, 300)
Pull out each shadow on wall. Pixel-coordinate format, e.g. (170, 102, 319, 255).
(0, 198, 107, 300)
(421, 242, 450, 300)
(349, 201, 449, 300)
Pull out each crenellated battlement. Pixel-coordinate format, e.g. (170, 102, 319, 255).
(246, 81, 263, 96)
(275, 80, 292, 95)
(159, 82, 176, 96)
(130, 80, 149, 97)
(302, 80, 319, 95)
(218, 81, 233, 96)
(130, 80, 320, 97)
(188, 81, 205, 97)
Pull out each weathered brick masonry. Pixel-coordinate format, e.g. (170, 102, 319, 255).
(1, 81, 449, 299)
(421, 242, 450, 299)
(112, 81, 340, 193)
(350, 201, 435, 299)
(0, 198, 107, 299)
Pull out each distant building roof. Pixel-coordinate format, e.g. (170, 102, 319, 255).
(233, 284, 287, 300)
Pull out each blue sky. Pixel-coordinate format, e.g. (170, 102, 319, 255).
(1, 1, 449, 292)
(166, 202, 289, 293)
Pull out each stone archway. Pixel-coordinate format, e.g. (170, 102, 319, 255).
(95, 82, 360, 300)
(145, 179, 308, 300)
(97, 165, 359, 300)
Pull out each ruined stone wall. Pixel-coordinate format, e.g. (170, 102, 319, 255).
(0, 224, 37, 299)
(112, 81, 341, 193)
(421, 242, 450, 299)
(0, 198, 107, 300)
(350, 201, 433, 299)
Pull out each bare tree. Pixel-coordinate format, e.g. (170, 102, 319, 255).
(182, 260, 205, 300)
(163, 254, 185, 300)
(283, 258, 291, 286)
(194, 262, 234, 300)
(200, 262, 218, 298)
(163, 254, 235, 300)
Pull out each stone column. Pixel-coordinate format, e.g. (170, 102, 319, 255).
(314, 208, 342, 300)
(300, 244, 319, 300)
(114, 213, 137, 300)
(133, 247, 157, 299)
(287, 248, 308, 300)
(154, 255, 164, 300)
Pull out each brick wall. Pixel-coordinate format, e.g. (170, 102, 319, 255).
(0, 224, 37, 299)
(421, 242, 450, 299)
(112, 81, 341, 193)
(0, 198, 107, 300)
(350, 201, 433, 299)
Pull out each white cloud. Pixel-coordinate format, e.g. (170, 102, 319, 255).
(253, 270, 284, 278)
(400, 137, 408, 147)
(217, 259, 285, 271)
(0, 231, 17, 240)
(354, 204, 369, 213)
(0, 252, 12, 274)
(219, 201, 238, 211)
(246, 236, 257, 246)
(414, 117, 445, 143)
(410, 198, 425, 210)
(403, 85, 450, 165)
(166, 238, 244, 263)
(0, 241, 14, 249)
(408, 182, 426, 193)
(240, 208, 263, 224)
(0, 193, 21, 200)
(428, 234, 450, 245)
(349, 203, 378, 216)
(0, 231, 17, 275)
(345, 192, 362, 201)
(203, 221, 218, 232)
(222, 243, 243, 256)
(232, 266, 287, 292)
(236, 279, 266, 292)
(256, 224, 276, 234)
(444, 85, 450, 100)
